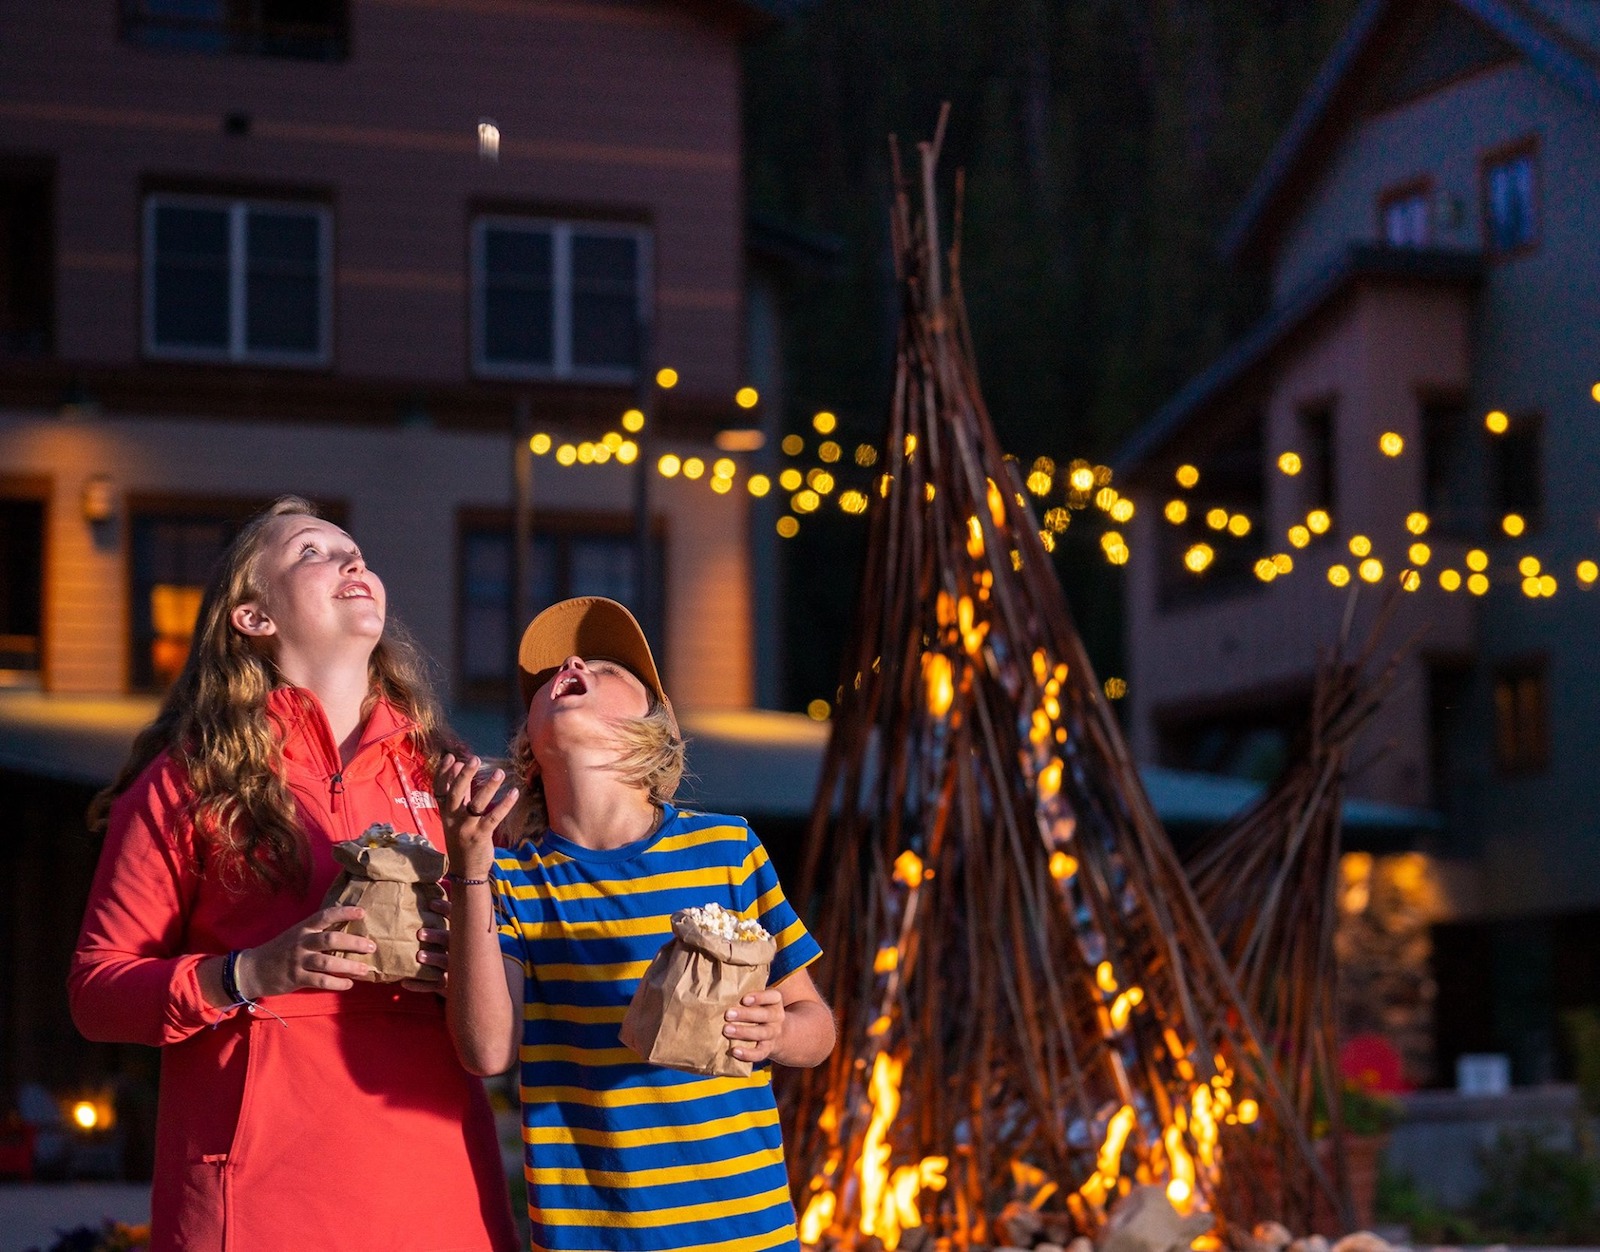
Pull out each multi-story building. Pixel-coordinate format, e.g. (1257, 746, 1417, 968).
(1117, 0, 1600, 1087)
(0, 0, 803, 1150)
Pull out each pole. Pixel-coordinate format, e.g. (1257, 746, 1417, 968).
(510, 393, 533, 725)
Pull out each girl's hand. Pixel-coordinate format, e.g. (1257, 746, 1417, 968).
(234, 905, 376, 999)
(435, 754, 519, 878)
(724, 989, 786, 1064)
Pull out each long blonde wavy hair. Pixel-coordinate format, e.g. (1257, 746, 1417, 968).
(88, 496, 455, 893)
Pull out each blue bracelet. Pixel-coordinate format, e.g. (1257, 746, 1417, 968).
(221, 949, 247, 1005)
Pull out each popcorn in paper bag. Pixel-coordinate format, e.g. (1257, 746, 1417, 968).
(620, 904, 776, 1077)
(321, 824, 446, 983)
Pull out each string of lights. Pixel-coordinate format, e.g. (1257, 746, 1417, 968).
(528, 372, 1600, 708)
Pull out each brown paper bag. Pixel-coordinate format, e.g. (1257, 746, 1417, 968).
(321, 824, 447, 983)
(620, 908, 778, 1078)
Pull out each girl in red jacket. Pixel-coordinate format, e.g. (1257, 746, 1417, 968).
(70, 496, 517, 1252)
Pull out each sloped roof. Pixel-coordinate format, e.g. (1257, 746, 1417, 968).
(1114, 244, 1483, 478)
(1222, 0, 1600, 261)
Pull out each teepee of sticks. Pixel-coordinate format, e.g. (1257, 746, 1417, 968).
(1186, 597, 1408, 1232)
(781, 116, 1337, 1251)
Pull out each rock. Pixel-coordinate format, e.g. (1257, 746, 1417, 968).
(1102, 1185, 1215, 1252)
(1251, 1223, 1293, 1250)
(996, 1201, 1046, 1248)
(1331, 1232, 1391, 1252)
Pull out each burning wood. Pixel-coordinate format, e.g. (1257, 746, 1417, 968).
(780, 110, 1329, 1249)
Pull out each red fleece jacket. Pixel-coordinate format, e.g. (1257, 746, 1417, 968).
(70, 687, 518, 1252)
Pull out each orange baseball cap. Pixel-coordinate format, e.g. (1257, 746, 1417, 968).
(517, 596, 669, 714)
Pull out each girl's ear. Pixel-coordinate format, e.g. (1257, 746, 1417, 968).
(231, 601, 275, 638)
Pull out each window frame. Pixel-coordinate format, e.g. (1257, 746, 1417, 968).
(1478, 135, 1540, 260)
(1491, 654, 1550, 775)
(454, 507, 666, 706)
(142, 191, 334, 367)
(470, 215, 653, 384)
(1377, 176, 1434, 248)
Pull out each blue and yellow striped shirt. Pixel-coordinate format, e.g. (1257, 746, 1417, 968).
(493, 804, 823, 1252)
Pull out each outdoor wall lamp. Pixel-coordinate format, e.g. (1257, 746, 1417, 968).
(81, 475, 116, 523)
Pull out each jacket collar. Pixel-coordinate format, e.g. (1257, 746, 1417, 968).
(267, 685, 416, 780)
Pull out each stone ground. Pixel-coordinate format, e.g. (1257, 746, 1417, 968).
(0, 1186, 1595, 1252)
(0, 1183, 151, 1251)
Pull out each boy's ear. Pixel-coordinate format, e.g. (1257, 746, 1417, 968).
(231, 601, 276, 638)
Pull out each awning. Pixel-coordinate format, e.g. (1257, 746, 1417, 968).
(0, 689, 1439, 831)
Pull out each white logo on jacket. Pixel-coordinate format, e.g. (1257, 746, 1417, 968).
(400, 789, 438, 810)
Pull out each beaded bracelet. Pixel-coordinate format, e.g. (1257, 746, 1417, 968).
(444, 872, 490, 886)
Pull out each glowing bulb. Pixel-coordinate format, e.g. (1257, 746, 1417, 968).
(1519, 555, 1541, 577)
(1254, 558, 1277, 582)
(1502, 513, 1526, 537)
(72, 1101, 98, 1130)
(1104, 676, 1127, 699)
(555, 443, 578, 466)
(655, 367, 678, 389)
(735, 386, 759, 409)
(682, 457, 704, 480)
(1439, 569, 1462, 591)
(1176, 464, 1199, 488)
(1578, 560, 1598, 585)
(819, 440, 841, 463)
(1184, 543, 1214, 573)
(1485, 410, 1509, 434)
(1468, 572, 1489, 595)
(776, 516, 799, 538)
(1466, 548, 1489, 572)
(1349, 534, 1371, 557)
(1205, 508, 1228, 530)
(839, 490, 869, 515)
(1272, 552, 1293, 574)
(781, 434, 804, 456)
(1237, 1099, 1259, 1125)
(1406, 511, 1429, 535)
(1070, 466, 1095, 492)
(1110, 498, 1135, 523)
(855, 443, 878, 466)
(807, 699, 830, 721)
(812, 411, 837, 434)
(1400, 569, 1421, 591)
(1540, 574, 1556, 596)
(1307, 509, 1331, 534)
(779, 468, 803, 491)
(1027, 470, 1053, 496)
(1409, 543, 1431, 566)
(1288, 525, 1310, 548)
(1277, 451, 1302, 475)
(1049, 850, 1078, 880)
(793, 489, 819, 513)
(1227, 513, 1252, 538)
(657, 453, 681, 478)
(747, 474, 771, 497)
(529, 432, 552, 455)
(712, 457, 736, 479)
(1523, 576, 1542, 598)
(617, 440, 639, 465)
(622, 408, 645, 432)
(1165, 500, 1188, 524)
(1379, 431, 1404, 456)
(1328, 563, 1351, 587)
(1359, 558, 1384, 583)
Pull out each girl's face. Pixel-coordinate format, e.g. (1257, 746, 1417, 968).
(232, 515, 386, 660)
(525, 655, 651, 758)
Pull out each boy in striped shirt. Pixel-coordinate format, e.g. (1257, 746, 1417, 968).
(438, 596, 836, 1252)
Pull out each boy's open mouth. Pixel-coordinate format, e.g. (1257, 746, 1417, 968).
(551, 671, 589, 699)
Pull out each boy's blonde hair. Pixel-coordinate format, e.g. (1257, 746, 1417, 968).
(505, 695, 685, 841)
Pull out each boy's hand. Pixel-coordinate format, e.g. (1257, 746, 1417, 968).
(403, 895, 451, 995)
(724, 989, 786, 1064)
(435, 754, 518, 878)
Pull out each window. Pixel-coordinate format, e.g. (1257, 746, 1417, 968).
(1493, 658, 1548, 773)
(1427, 662, 1471, 811)
(472, 218, 649, 382)
(121, 1, 348, 61)
(1482, 143, 1538, 255)
(1421, 397, 1477, 536)
(1380, 182, 1432, 247)
(1491, 413, 1542, 532)
(1156, 691, 1311, 783)
(0, 164, 52, 357)
(0, 489, 46, 682)
(144, 194, 331, 365)
(1296, 401, 1337, 518)
(457, 511, 663, 703)
(128, 496, 344, 691)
